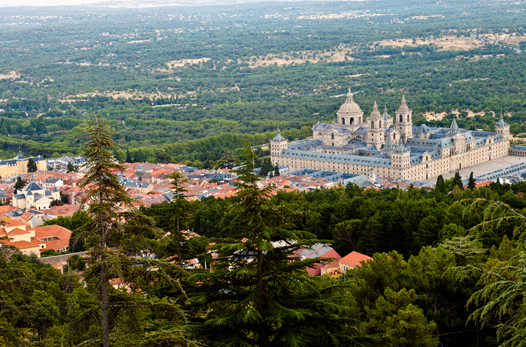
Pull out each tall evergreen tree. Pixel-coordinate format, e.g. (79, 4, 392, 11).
(66, 162, 75, 172)
(158, 171, 195, 264)
(13, 176, 26, 193)
(27, 158, 37, 173)
(435, 175, 445, 193)
(451, 172, 464, 191)
(467, 172, 476, 190)
(76, 115, 192, 347)
(185, 140, 355, 346)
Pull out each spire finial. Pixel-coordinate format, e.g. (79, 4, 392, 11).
(384, 102, 387, 113)
(346, 84, 354, 103)
(500, 108, 503, 120)
(385, 131, 393, 149)
(373, 98, 378, 111)
(401, 93, 406, 105)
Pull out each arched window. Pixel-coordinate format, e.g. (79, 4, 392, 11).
(350, 118, 354, 125)
(331, 133, 334, 140)
(342, 118, 345, 125)
(371, 122, 374, 129)
(379, 121, 382, 128)
(400, 115, 403, 122)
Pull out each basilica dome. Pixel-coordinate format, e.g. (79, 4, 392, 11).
(338, 88, 363, 115)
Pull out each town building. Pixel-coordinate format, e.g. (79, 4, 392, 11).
(0, 152, 46, 179)
(12, 177, 60, 210)
(271, 91, 510, 181)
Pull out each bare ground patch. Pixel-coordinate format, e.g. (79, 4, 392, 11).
(166, 58, 211, 68)
(243, 47, 354, 68)
(65, 89, 178, 101)
(376, 36, 483, 51)
(479, 33, 526, 46)
(0, 71, 20, 80)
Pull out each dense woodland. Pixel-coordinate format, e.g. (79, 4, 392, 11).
(1, 0, 526, 167)
(4, 129, 526, 346)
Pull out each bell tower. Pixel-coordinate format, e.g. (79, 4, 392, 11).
(395, 94, 413, 144)
(366, 99, 385, 150)
(495, 109, 510, 141)
(270, 126, 288, 166)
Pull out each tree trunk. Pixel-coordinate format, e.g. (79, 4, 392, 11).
(101, 223, 110, 347)
(256, 249, 268, 347)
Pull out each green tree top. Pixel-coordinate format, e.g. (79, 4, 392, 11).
(186, 140, 354, 346)
(27, 158, 37, 173)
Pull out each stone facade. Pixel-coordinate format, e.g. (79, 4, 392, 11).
(271, 93, 510, 181)
(0, 152, 46, 179)
(12, 178, 61, 210)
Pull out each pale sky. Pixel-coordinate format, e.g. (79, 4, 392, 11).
(0, 0, 107, 7)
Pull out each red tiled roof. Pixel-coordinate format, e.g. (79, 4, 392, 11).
(34, 225, 72, 240)
(0, 239, 39, 249)
(339, 251, 372, 268)
(7, 228, 30, 236)
(4, 219, 26, 227)
(45, 238, 69, 252)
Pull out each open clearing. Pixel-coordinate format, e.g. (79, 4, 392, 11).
(376, 36, 484, 51)
(243, 46, 354, 68)
(166, 58, 211, 68)
(0, 71, 20, 80)
(64, 89, 179, 101)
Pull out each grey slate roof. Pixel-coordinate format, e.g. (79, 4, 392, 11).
(272, 126, 286, 142)
(14, 194, 25, 199)
(22, 181, 43, 192)
(280, 150, 392, 167)
(312, 123, 332, 131)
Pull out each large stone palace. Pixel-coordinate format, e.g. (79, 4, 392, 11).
(270, 89, 510, 181)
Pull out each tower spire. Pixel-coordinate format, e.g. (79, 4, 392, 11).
(385, 132, 393, 149)
(450, 118, 459, 134)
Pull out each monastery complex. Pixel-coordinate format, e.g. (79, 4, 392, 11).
(271, 89, 511, 181)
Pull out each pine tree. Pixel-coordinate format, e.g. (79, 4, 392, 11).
(158, 171, 195, 264)
(76, 115, 192, 347)
(13, 176, 26, 193)
(27, 158, 37, 172)
(467, 172, 476, 190)
(451, 172, 464, 191)
(125, 149, 133, 163)
(435, 175, 445, 193)
(185, 140, 356, 346)
(67, 162, 75, 172)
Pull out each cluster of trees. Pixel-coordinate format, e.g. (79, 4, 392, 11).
(4, 117, 526, 347)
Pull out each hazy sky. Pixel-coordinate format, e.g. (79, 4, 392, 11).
(0, 0, 107, 7)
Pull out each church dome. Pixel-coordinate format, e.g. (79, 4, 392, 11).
(398, 94, 409, 113)
(369, 100, 381, 118)
(338, 88, 362, 115)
